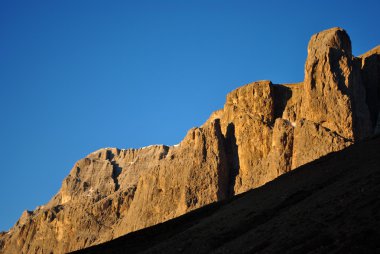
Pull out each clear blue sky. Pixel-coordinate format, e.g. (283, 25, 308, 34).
(1, 0, 379, 231)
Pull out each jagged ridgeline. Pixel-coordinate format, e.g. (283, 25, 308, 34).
(1, 27, 379, 254)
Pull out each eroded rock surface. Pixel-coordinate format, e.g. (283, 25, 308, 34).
(1, 27, 379, 254)
(301, 27, 372, 141)
(73, 136, 380, 254)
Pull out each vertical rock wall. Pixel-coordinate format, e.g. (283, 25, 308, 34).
(1, 27, 379, 254)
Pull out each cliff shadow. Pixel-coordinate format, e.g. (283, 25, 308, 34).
(106, 150, 122, 191)
(329, 48, 350, 96)
(272, 84, 292, 120)
(361, 53, 380, 129)
(225, 123, 240, 196)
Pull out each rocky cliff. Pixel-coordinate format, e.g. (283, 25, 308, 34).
(1, 27, 379, 254)
(73, 135, 380, 254)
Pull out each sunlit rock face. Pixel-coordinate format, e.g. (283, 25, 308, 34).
(1, 27, 379, 254)
(301, 27, 372, 141)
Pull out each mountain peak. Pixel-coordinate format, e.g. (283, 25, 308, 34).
(308, 27, 352, 56)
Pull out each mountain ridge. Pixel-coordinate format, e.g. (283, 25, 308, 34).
(1, 27, 379, 254)
(72, 135, 380, 254)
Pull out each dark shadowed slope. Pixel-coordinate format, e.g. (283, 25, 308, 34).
(73, 136, 380, 254)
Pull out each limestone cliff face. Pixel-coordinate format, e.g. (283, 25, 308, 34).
(0, 121, 229, 254)
(1, 27, 379, 254)
(300, 27, 372, 141)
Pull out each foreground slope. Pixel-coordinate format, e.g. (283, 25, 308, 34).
(74, 135, 380, 254)
(1, 27, 379, 253)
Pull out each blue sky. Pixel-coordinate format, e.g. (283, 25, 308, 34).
(1, 0, 379, 231)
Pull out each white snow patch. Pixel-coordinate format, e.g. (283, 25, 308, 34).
(140, 144, 164, 149)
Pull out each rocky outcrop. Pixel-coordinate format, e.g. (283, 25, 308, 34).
(300, 27, 372, 141)
(217, 80, 275, 193)
(115, 119, 229, 235)
(0, 120, 229, 254)
(73, 136, 380, 254)
(1, 27, 379, 254)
